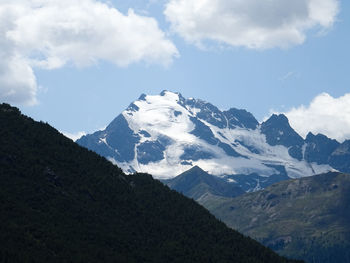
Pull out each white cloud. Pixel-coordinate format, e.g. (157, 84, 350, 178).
(0, 54, 38, 106)
(0, 0, 178, 105)
(282, 93, 350, 142)
(164, 0, 339, 49)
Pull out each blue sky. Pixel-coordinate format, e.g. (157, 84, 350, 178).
(1, 0, 350, 141)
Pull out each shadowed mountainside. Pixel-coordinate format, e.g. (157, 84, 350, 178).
(205, 172, 350, 263)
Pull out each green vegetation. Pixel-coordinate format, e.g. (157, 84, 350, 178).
(0, 103, 301, 263)
(206, 172, 350, 263)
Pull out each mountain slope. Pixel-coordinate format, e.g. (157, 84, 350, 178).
(206, 172, 350, 263)
(163, 166, 245, 200)
(329, 140, 350, 173)
(260, 114, 304, 160)
(0, 103, 301, 263)
(304, 132, 340, 164)
(77, 91, 335, 192)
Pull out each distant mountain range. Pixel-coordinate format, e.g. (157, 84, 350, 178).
(1, 103, 300, 263)
(77, 91, 350, 192)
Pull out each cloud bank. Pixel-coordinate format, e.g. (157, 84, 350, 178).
(0, 0, 178, 105)
(165, 0, 339, 49)
(283, 93, 350, 142)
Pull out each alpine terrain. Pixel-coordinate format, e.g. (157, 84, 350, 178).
(77, 91, 350, 192)
(205, 172, 350, 263)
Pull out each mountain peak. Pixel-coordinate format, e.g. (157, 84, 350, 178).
(165, 166, 245, 200)
(304, 131, 340, 165)
(306, 131, 315, 139)
(159, 90, 185, 101)
(187, 165, 206, 174)
(305, 132, 338, 142)
(224, 108, 259, 129)
(261, 113, 304, 160)
(160, 89, 171, 96)
(266, 114, 289, 125)
(261, 113, 302, 143)
(138, 93, 147, 101)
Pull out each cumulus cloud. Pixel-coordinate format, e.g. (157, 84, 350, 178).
(282, 93, 350, 142)
(164, 0, 339, 49)
(0, 0, 178, 105)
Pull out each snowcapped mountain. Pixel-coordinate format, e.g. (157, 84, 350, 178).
(77, 91, 341, 192)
